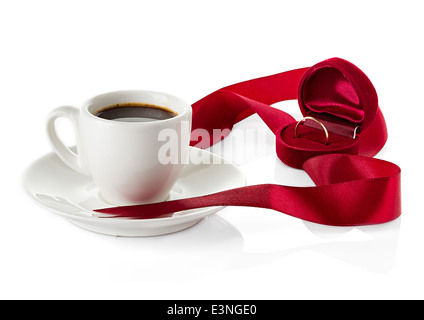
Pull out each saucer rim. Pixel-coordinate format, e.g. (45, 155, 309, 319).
(22, 147, 246, 224)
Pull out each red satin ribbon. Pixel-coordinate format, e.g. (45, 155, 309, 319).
(95, 59, 402, 226)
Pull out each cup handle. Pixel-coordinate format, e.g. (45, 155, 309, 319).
(46, 106, 90, 176)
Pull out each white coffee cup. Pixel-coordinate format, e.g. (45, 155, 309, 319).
(47, 90, 192, 205)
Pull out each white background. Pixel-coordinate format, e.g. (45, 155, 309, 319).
(1, 0, 423, 299)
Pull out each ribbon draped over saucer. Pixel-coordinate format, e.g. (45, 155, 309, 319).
(95, 58, 402, 226)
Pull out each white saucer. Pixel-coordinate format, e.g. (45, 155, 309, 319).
(23, 147, 246, 236)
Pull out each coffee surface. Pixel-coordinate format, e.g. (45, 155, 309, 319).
(95, 103, 177, 122)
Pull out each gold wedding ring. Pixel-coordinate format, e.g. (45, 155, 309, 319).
(294, 116, 329, 145)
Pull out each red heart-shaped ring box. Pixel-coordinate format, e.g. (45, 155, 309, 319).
(276, 57, 388, 168)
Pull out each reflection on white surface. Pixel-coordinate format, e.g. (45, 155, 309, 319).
(226, 217, 400, 274)
(103, 213, 400, 281)
(302, 220, 400, 273)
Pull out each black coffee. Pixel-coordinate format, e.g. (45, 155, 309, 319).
(95, 103, 178, 122)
